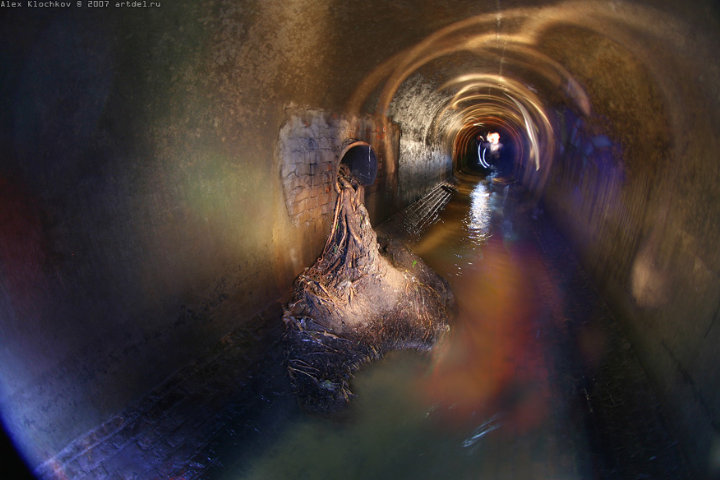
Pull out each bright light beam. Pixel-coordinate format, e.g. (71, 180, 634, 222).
(478, 144, 490, 168)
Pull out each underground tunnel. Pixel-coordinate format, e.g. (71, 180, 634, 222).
(1, 0, 719, 478)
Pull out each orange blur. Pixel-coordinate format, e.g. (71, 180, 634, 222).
(420, 235, 558, 434)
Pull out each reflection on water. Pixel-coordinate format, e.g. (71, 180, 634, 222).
(203, 177, 690, 480)
(213, 178, 598, 480)
(466, 181, 491, 243)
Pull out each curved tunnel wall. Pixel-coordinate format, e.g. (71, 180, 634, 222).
(539, 14, 720, 474)
(1, 0, 719, 476)
(346, 5, 720, 474)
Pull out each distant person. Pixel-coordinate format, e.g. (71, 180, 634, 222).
(477, 132, 502, 168)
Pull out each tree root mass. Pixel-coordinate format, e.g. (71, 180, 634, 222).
(283, 166, 454, 412)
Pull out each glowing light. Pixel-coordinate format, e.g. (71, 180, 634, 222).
(487, 132, 501, 153)
(479, 146, 489, 168)
(421, 235, 556, 431)
(343, 1, 696, 199)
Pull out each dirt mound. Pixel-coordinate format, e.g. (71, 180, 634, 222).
(283, 166, 454, 412)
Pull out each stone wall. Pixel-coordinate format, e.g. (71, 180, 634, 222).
(279, 109, 401, 231)
(389, 75, 454, 205)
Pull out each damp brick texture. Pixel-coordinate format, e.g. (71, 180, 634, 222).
(278, 110, 399, 227)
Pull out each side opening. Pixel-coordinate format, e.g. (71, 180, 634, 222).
(339, 141, 378, 186)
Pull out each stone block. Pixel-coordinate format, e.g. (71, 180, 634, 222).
(290, 187, 312, 204)
(317, 136, 335, 150)
(295, 162, 311, 177)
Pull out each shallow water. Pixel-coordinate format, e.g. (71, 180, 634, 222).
(230, 347, 585, 480)
(204, 176, 688, 480)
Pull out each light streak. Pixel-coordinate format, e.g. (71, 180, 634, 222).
(479, 146, 490, 168)
(462, 414, 502, 447)
(506, 94, 540, 170)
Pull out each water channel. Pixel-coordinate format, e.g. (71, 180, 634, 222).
(202, 175, 689, 480)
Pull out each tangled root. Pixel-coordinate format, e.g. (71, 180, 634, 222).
(283, 166, 453, 412)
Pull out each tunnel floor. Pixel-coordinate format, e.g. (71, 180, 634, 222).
(41, 176, 692, 480)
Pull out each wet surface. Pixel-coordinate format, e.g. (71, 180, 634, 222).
(193, 175, 691, 479)
(38, 175, 692, 479)
(406, 176, 691, 479)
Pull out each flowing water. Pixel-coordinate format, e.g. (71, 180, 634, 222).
(203, 176, 689, 480)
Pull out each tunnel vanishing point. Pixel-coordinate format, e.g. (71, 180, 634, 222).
(1, 0, 719, 478)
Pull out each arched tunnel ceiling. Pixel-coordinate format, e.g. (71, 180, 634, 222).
(1, 0, 720, 476)
(342, 0, 719, 191)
